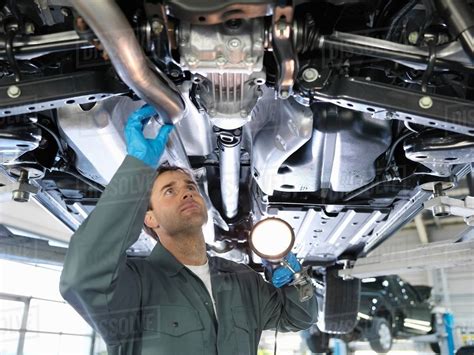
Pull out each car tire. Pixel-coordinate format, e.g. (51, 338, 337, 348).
(303, 328, 331, 354)
(430, 341, 440, 354)
(317, 269, 361, 334)
(368, 317, 393, 353)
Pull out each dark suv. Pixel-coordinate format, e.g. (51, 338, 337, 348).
(304, 275, 436, 353)
(357, 275, 434, 352)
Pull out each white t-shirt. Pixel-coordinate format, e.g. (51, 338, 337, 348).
(185, 260, 217, 317)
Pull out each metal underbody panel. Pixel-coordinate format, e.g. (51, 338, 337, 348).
(57, 96, 141, 185)
(272, 207, 389, 262)
(279, 109, 392, 193)
(250, 91, 314, 196)
(252, 164, 472, 263)
(249, 90, 392, 195)
(256, 191, 430, 263)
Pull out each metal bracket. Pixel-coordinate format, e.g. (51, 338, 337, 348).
(0, 170, 39, 202)
(424, 181, 474, 225)
(313, 77, 474, 137)
(0, 181, 39, 203)
(272, 5, 297, 99)
(0, 70, 128, 117)
(425, 196, 474, 226)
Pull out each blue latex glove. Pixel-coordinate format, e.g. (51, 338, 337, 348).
(124, 105, 174, 168)
(270, 252, 302, 288)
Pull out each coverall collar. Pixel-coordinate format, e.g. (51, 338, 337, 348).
(147, 239, 236, 276)
(147, 239, 185, 276)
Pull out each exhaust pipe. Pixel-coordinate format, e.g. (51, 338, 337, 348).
(70, 0, 185, 124)
(217, 130, 242, 219)
(434, 0, 474, 61)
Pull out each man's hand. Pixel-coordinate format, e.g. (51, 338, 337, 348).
(269, 253, 302, 288)
(124, 105, 174, 168)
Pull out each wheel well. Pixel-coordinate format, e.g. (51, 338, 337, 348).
(375, 309, 393, 325)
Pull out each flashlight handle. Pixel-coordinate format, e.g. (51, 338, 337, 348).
(281, 259, 296, 273)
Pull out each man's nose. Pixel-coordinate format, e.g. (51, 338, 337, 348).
(182, 189, 194, 200)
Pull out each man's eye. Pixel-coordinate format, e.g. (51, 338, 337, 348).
(164, 188, 174, 195)
(188, 185, 197, 191)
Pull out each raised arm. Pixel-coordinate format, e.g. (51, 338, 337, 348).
(60, 105, 173, 345)
(59, 155, 156, 344)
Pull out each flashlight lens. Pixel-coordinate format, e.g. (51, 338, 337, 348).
(251, 218, 294, 259)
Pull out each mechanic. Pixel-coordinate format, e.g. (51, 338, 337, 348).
(59, 105, 317, 355)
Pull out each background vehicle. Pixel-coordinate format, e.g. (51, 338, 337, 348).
(304, 275, 436, 353)
(357, 276, 435, 353)
(456, 345, 474, 355)
(1, 0, 473, 335)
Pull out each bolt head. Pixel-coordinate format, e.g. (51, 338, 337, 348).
(7, 85, 21, 98)
(408, 31, 419, 45)
(151, 20, 164, 35)
(216, 56, 227, 66)
(419, 96, 433, 109)
(244, 56, 255, 65)
(302, 68, 319, 83)
(24, 22, 35, 35)
(187, 55, 198, 66)
(228, 38, 241, 49)
(170, 70, 180, 78)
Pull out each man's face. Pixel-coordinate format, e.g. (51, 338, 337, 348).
(145, 170, 208, 237)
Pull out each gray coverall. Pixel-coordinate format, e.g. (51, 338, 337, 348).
(60, 156, 318, 354)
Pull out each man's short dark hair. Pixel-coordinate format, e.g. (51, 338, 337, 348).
(143, 162, 197, 240)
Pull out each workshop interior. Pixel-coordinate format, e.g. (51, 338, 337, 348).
(0, 0, 473, 354)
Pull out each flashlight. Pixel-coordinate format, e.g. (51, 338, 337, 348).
(249, 217, 295, 262)
(249, 217, 314, 302)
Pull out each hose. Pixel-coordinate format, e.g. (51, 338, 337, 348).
(385, 0, 419, 41)
(384, 130, 418, 171)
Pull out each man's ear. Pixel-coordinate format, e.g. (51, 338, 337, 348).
(144, 211, 159, 229)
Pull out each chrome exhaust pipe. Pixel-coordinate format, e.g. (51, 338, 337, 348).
(217, 129, 242, 219)
(70, 0, 185, 124)
(434, 0, 474, 61)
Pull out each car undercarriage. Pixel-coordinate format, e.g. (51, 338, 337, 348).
(1, 0, 473, 334)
